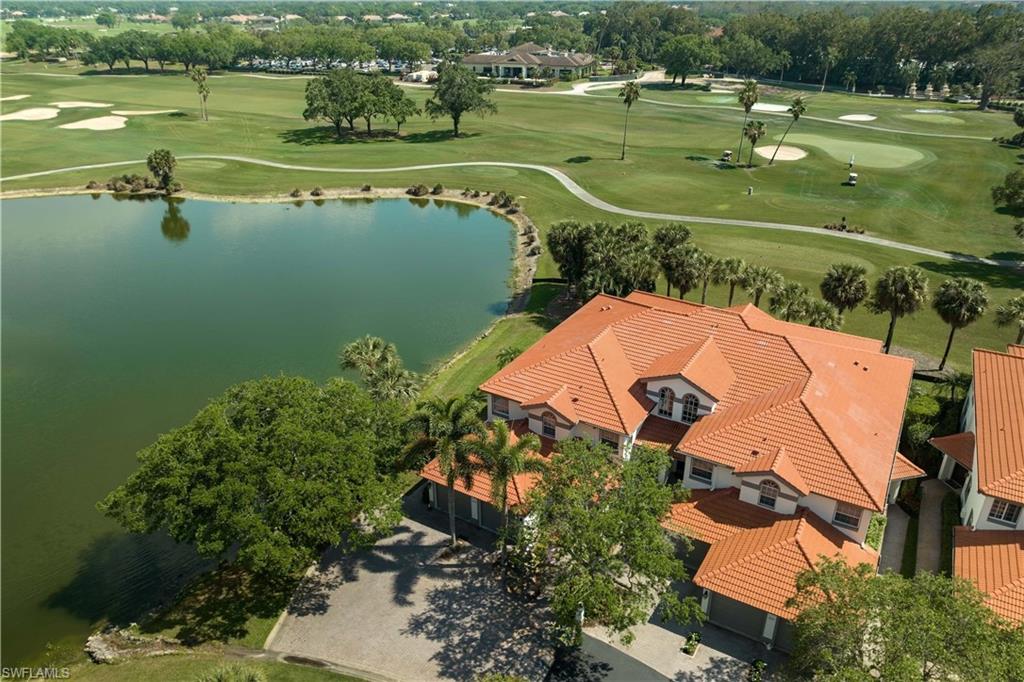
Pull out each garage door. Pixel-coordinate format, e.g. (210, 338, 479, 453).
(708, 592, 767, 642)
(774, 618, 796, 653)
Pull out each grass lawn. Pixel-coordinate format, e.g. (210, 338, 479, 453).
(1, 62, 1022, 370)
(67, 653, 360, 681)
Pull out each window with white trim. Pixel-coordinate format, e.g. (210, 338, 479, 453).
(689, 458, 713, 483)
(541, 412, 556, 438)
(680, 394, 700, 424)
(758, 480, 779, 509)
(657, 387, 675, 417)
(492, 396, 509, 419)
(833, 502, 861, 529)
(988, 499, 1022, 526)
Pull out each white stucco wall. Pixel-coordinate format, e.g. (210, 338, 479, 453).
(645, 377, 716, 422)
(737, 475, 800, 516)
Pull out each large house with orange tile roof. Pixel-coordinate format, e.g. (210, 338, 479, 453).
(932, 344, 1024, 624)
(420, 291, 922, 650)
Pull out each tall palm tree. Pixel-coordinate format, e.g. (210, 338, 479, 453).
(735, 79, 759, 163)
(769, 96, 807, 165)
(669, 245, 707, 300)
(189, 66, 210, 121)
(805, 299, 843, 330)
(713, 257, 746, 306)
(769, 281, 811, 322)
(651, 223, 692, 296)
(366, 359, 420, 402)
(696, 253, 718, 304)
(933, 277, 989, 371)
(820, 263, 869, 314)
(869, 266, 929, 354)
(478, 420, 543, 563)
(339, 335, 397, 376)
(618, 80, 641, 161)
(404, 395, 485, 548)
(742, 264, 783, 308)
(744, 120, 767, 167)
(995, 294, 1024, 344)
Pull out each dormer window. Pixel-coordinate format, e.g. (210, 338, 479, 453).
(657, 388, 675, 417)
(541, 412, 557, 438)
(681, 394, 700, 424)
(758, 480, 779, 509)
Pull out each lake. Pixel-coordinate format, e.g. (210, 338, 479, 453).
(0, 194, 512, 665)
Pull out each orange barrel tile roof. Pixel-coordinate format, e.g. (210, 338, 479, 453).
(970, 347, 1024, 505)
(953, 526, 1024, 624)
(928, 432, 975, 470)
(890, 452, 927, 480)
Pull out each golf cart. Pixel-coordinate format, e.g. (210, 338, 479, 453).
(847, 172, 858, 186)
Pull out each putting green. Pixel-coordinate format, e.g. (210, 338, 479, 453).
(698, 95, 736, 104)
(898, 113, 965, 125)
(779, 133, 926, 169)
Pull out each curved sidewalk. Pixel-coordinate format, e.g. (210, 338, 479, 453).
(2, 155, 1018, 269)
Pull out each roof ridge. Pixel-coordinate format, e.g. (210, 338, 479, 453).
(586, 330, 629, 432)
(680, 336, 714, 374)
(798, 394, 883, 510)
(699, 517, 802, 582)
(684, 379, 806, 447)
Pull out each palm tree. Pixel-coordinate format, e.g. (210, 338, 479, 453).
(618, 80, 641, 161)
(744, 120, 767, 167)
(805, 299, 843, 330)
(651, 223, 692, 296)
(937, 370, 973, 403)
(404, 395, 485, 548)
(742, 264, 783, 308)
(869, 266, 929, 354)
(696, 253, 718, 304)
(995, 294, 1024, 344)
(478, 420, 543, 563)
(769, 281, 811, 322)
(365, 359, 420, 402)
(933, 278, 989, 370)
(496, 346, 522, 368)
(339, 335, 397, 376)
(819, 45, 840, 93)
(735, 79, 759, 163)
(769, 96, 806, 165)
(669, 245, 707, 300)
(820, 263, 869, 314)
(189, 66, 210, 121)
(713, 257, 746, 306)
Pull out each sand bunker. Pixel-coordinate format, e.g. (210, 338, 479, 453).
(754, 145, 807, 161)
(915, 108, 949, 114)
(111, 109, 178, 116)
(50, 101, 112, 109)
(1, 94, 31, 101)
(839, 114, 877, 122)
(0, 107, 60, 121)
(752, 103, 790, 112)
(59, 115, 127, 130)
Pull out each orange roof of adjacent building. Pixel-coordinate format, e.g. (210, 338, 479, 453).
(891, 452, 927, 480)
(971, 347, 1024, 505)
(929, 432, 975, 470)
(485, 292, 913, 512)
(689, 502, 878, 619)
(954, 526, 1024, 624)
(664, 488, 779, 543)
(734, 446, 810, 495)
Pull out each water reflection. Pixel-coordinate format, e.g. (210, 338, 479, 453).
(160, 198, 191, 243)
(433, 198, 477, 219)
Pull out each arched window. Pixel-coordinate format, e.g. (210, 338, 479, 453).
(657, 388, 675, 417)
(541, 412, 557, 438)
(758, 480, 780, 509)
(680, 394, 700, 424)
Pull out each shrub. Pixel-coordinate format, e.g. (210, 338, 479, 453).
(311, 186, 324, 197)
(865, 513, 887, 551)
(406, 184, 429, 197)
(289, 188, 302, 198)
(506, 205, 520, 215)
(130, 180, 145, 193)
(905, 395, 941, 424)
(472, 189, 481, 198)
(746, 660, 767, 682)
(168, 181, 182, 194)
(197, 664, 268, 682)
(431, 183, 444, 195)
(85, 180, 102, 189)
(462, 187, 471, 196)
(897, 478, 921, 518)
(111, 180, 130, 193)
(361, 184, 372, 192)
(527, 245, 541, 257)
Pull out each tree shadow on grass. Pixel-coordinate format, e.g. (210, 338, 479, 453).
(279, 126, 479, 146)
(566, 156, 592, 164)
(915, 259, 1024, 291)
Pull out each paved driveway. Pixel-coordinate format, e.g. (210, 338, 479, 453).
(267, 512, 554, 681)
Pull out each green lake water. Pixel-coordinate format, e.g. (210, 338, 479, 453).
(0, 194, 512, 665)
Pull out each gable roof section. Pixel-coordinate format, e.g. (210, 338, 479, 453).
(521, 384, 579, 424)
(663, 487, 779, 543)
(972, 347, 1024, 504)
(641, 337, 736, 401)
(929, 432, 975, 470)
(891, 452, 927, 480)
(692, 509, 878, 619)
(728, 303, 883, 353)
(734, 446, 810, 496)
(954, 526, 1024, 624)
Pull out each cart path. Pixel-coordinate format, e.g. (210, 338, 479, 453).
(2, 154, 1019, 269)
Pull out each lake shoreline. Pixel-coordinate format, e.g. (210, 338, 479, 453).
(0, 184, 539, 315)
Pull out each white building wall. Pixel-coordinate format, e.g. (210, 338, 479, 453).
(737, 476, 800, 516)
(802, 493, 869, 544)
(645, 378, 716, 422)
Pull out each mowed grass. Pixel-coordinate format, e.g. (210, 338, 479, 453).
(1, 63, 1022, 370)
(66, 654, 360, 681)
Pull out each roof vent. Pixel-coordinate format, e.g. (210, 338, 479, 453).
(600, 305, 612, 311)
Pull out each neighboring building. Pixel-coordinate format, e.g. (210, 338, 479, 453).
(420, 291, 920, 649)
(386, 13, 411, 22)
(932, 344, 1024, 624)
(362, 14, 383, 23)
(462, 42, 595, 80)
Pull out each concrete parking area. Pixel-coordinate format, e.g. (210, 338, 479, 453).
(267, 503, 554, 681)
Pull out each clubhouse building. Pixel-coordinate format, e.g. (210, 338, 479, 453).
(421, 291, 925, 650)
(932, 343, 1024, 625)
(461, 42, 596, 80)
